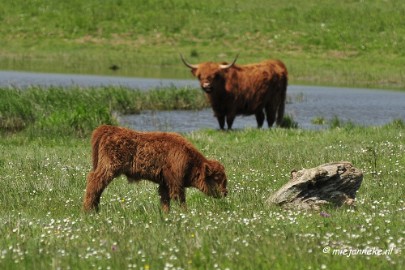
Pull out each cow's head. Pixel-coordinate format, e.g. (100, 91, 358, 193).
(181, 54, 238, 93)
(203, 160, 228, 198)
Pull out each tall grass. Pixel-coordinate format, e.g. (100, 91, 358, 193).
(0, 86, 208, 137)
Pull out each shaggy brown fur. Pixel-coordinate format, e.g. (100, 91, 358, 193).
(83, 125, 228, 213)
(182, 56, 288, 129)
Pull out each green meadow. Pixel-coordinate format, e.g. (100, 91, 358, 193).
(1, 0, 405, 88)
(1, 0, 405, 269)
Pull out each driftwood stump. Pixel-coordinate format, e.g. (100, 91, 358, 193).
(267, 162, 363, 210)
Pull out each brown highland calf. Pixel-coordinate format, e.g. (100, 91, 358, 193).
(181, 54, 288, 130)
(83, 125, 228, 212)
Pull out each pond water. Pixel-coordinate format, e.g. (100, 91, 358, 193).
(1, 71, 404, 132)
(120, 86, 405, 132)
(0, 70, 194, 90)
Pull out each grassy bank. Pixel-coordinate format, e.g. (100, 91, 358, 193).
(0, 86, 208, 138)
(0, 123, 404, 269)
(1, 0, 404, 89)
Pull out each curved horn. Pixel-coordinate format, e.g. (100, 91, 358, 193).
(180, 54, 198, 69)
(219, 54, 239, 69)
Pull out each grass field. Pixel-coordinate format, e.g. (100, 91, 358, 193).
(1, 0, 405, 89)
(0, 123, 404, 269)
(0, 88, 404, 269)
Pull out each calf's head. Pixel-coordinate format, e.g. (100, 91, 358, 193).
(181, 54, 238, 93)
(203, 160, 228, 198)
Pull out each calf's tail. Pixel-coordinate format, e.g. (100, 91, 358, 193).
(90, 128, 104, 171)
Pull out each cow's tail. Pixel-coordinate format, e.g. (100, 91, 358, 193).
(276, 74, 288, 126)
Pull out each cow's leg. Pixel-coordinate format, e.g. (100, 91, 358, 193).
(226, 114, 235, 130)
(276, 88, 287, 126)
(255, 111, 265, 128)
(265, 104, 277, 128)
(158, 183, 171, 213)
(216, 115, 226, 130)
(83, 168, 116, 212)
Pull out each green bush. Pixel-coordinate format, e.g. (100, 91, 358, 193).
(279, 114, 298, 129)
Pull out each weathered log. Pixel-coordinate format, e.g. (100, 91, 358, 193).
(267, 162, 363, 210)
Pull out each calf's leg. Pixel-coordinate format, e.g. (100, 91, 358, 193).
(160, 169, 187, 212)
(83, 168, 116, 212)
(158, 184, 171, 213)
(170, 187, 187, 211)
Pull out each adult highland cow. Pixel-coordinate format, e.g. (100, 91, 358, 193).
(181, 54, 288, 130)
(83, 125, 228, 213)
